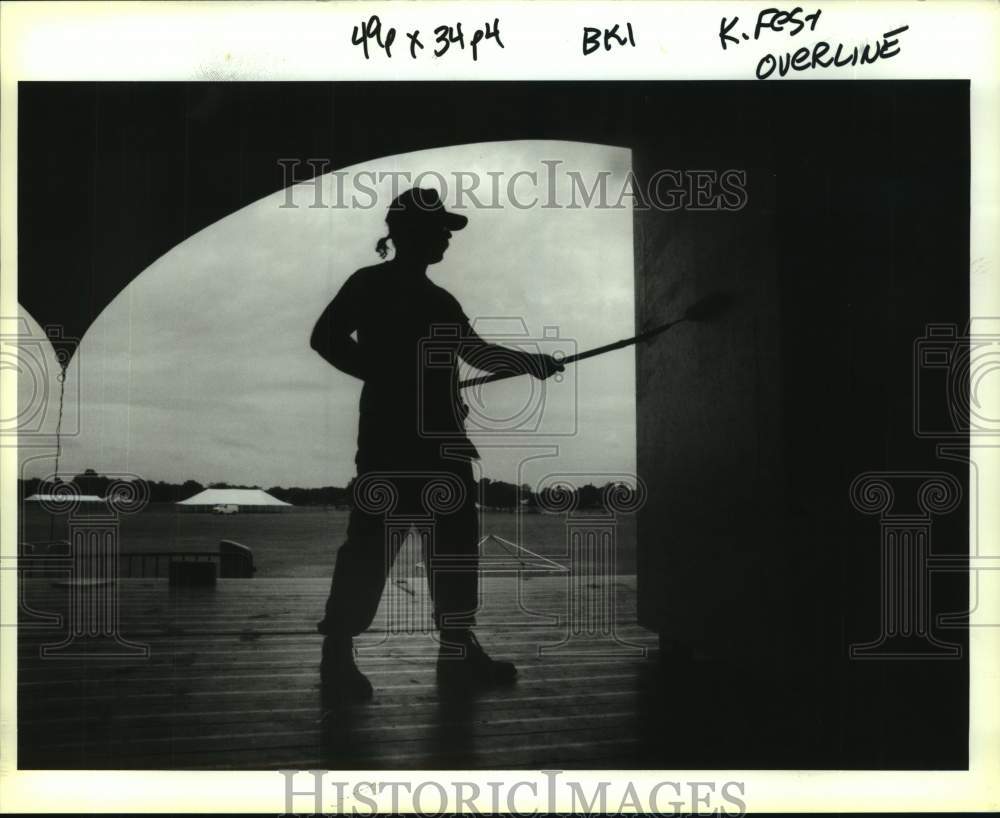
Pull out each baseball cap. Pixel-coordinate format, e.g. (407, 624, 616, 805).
(385, 188, 468, 231)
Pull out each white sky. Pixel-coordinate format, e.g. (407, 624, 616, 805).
(20, 141, 636, 489)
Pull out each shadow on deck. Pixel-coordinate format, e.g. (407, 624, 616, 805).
(17, 575, 968, 770)
(18, 576, 662, 770)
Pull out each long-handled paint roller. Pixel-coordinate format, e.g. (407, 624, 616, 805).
(458, 291, 735, 390)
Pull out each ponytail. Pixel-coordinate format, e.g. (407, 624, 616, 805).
(375, 235, 391, 259)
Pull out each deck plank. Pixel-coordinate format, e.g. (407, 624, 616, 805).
(18, 576, 656, 769)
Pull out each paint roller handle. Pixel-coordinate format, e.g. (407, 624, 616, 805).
(458, 319, 683, 389)
(457, 291, 732, 390)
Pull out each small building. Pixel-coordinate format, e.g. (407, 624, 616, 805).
(177, 489, 292, 513)
(24, 494, 106, 504)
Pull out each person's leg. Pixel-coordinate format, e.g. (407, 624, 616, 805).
(424, 458, 479, 634)
(319, 503, 398, 638)
(426, 459, 516, 685)
(319, 470, 405, 703)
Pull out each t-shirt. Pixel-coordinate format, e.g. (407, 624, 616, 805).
(322, 261, 479, 465)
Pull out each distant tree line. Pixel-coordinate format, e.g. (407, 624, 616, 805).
(18, 469, 635, 512)
(18, 470, 209, 504)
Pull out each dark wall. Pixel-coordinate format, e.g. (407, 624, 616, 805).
(634, 165, 784, 652)
(632, 82, 969, 767)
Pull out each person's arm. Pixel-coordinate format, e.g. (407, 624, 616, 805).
(457, 319, 563, 380)
(310, 276, 368, 381)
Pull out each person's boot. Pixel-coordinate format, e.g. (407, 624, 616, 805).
(436, 629, 517, 689)
(320, 633, 373, 707)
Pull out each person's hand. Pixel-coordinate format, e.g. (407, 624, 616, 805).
(529, 353, 565, 380)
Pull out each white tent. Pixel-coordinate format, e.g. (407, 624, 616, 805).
(177, 488, 292, 513)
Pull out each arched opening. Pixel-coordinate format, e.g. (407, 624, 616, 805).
(20, 140, 637, 576)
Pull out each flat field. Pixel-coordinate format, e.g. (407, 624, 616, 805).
(20, 504, 637, 578)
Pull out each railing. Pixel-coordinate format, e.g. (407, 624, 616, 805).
(120, 551, 217, 578)
(19, 540, 256, 579)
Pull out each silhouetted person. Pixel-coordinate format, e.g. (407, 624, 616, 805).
(311, 188, 562, 704)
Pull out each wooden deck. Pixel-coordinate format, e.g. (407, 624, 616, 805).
(17, 576, 662, 770)
(18, 572, 970, 770)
